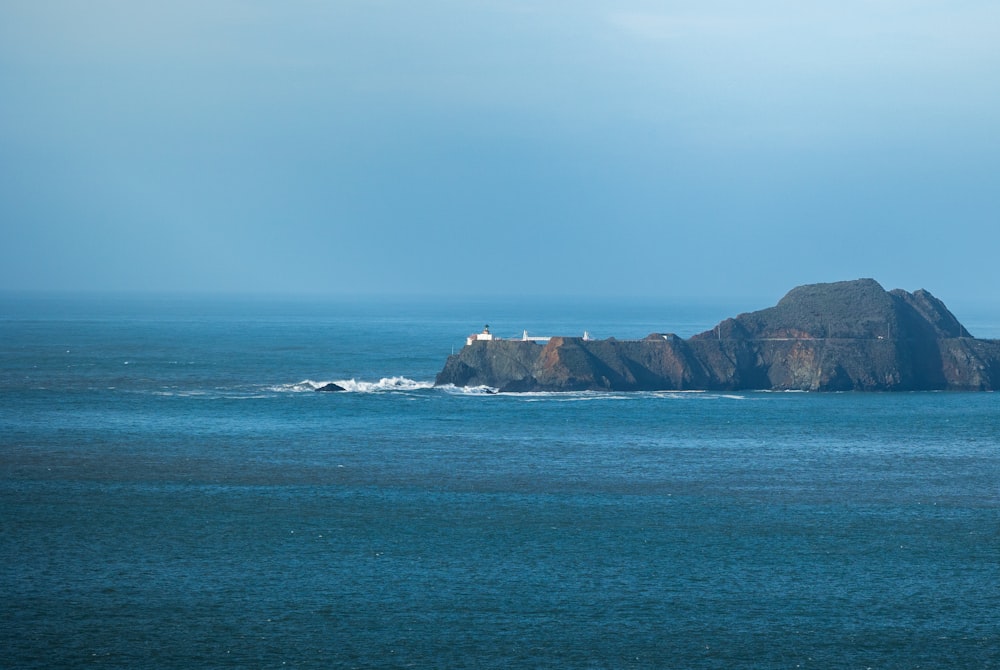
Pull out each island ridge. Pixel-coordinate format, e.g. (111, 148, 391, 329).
(434, 279, 1000, 392)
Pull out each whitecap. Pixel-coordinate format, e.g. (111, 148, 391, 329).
(269, 380, 328, 393)
(335, 377, 434, 393)
(272, 377, 434, 394)
(437, 384, 499, 395)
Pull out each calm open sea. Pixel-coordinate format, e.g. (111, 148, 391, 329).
(2, 294, 998, 669)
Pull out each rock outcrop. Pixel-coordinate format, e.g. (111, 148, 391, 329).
(434, 279, 1000, 392)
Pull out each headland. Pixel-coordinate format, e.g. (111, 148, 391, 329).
(434, 279, 1000, 392)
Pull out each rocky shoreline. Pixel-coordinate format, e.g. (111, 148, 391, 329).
(434, 279, 1000, 392)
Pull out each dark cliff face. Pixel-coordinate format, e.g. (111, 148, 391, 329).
(434, 340, 540, 390)
(434, 279, 1000, 392)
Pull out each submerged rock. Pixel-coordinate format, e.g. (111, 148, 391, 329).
(434, 279, 1000, 392)
(315, 382, 346, 392)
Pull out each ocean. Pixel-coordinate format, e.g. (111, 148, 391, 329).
(2, 294, 998, 669)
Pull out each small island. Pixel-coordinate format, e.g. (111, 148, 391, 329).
(435, 279, 1000, 392)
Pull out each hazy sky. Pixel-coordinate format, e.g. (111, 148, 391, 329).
(2, 1, 998, 303)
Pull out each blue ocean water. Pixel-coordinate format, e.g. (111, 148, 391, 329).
(2, 294, 998, 669)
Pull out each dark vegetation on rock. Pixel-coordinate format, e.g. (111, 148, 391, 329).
(434, 279, 1000, 392)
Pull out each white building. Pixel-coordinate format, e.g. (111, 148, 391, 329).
(466, 325, 496, 346)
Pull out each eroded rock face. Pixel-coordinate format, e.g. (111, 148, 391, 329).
(434, 279, 1000, 392)
(434, 340, 541, 390)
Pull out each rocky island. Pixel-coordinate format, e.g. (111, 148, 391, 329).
(434, 279, 1000, 392)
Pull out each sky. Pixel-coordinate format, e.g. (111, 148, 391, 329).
(2, 1, 998, 304)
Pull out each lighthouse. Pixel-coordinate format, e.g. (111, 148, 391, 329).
(466, 324, 496, 346)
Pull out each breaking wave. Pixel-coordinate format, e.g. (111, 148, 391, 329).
(436, 384, 500, 395)
(437, 386, 749, 400)
(270, 380, 750, 400)
(272, 377, 434, 394)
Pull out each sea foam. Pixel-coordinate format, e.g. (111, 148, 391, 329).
(273, 377, 433, 393)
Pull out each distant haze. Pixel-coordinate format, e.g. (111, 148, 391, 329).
(2, 2, 998, 305)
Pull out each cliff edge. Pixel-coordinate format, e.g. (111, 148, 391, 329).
(434, 279, 1000, 392)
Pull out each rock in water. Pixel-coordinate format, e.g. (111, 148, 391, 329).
(434, 279, 1000, 392)
(316, 382, 346, 392)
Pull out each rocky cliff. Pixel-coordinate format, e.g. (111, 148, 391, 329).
(434, 279, 1000, 392)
